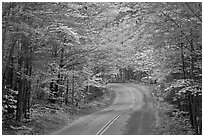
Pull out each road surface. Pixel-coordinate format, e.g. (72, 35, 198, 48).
(53, 83, 154, 135)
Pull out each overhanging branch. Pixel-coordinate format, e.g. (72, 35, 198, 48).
(185, 3, 202, 23)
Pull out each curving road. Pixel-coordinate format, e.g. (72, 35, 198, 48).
(53, 83, 154, 135)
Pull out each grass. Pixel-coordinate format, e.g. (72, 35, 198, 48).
(2, 88, 116, 135)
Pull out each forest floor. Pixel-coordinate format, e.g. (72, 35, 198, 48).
(2, 88, 116, 135)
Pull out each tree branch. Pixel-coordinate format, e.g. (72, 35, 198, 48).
(198, 3, 202, 12)
(161, 11, 194, 52)
(185, 3, 202, 23)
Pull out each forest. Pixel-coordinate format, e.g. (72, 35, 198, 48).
(2, 2, 202, 135)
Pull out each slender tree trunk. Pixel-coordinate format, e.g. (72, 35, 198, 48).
(59, 47, 64, 105)
(72, 69, 74, 105)
(16, 56, 23, 122)
(22, 77, 27, 118)
(180, 43, 186, 79)
(26, 61, 32, 118)
(189, 30, 199, 134)
(16, 82, 22, 122)
(22, 59, 26, 118)
(85, 75, 90, 104)
(3, 41, 16, 93)
(9, 57, 14, 88)
(65, 77, 69, 105)
(2, 22, 7, 54)
(188, 93, 194, 129)
(193, 93, 199, 134)
(23, 56, 32, 119)
(2, 3, 12, 59)
(190, 30, 195, 80)
(54, 79, 58, 98)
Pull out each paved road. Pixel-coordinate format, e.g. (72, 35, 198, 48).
(53, 83, 154, 135)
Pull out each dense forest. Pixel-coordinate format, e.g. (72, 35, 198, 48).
(2, 2, 202, 135)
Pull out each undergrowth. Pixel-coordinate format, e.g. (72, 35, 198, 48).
(2, 88, 115, 135)
(151, 85, 194, 135)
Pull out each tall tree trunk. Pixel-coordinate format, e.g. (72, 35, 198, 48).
(16, 56, 23, 122)
(26, 61, 32, 118)
(65, 77, 69, 105)
(2, 3, 13, 59)
(86, 75, 90, 104)
(3, 40, 16, 94)
(190, 29, 195, 80)
(23, 55, 32, 119)
(180, 43, 186, 79)
(22, 77, 27, 118)
(193, 93, 199, 134)
(188, 93, 194, 130)
(189, 30, 199, 134)
(9, 57, 14, 88)
(2, 21, 7, 55)
(72, 69, 74, 105)
(59, 47, 64, 105)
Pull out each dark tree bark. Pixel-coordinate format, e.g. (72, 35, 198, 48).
(3, 40, 16, 93)
(193, 93, 199, 134)
(180, 43, 186, 79)
(65, 78, 69, 105)
(16, 54, 23, 122)
(71, 69, 74, 105)
(190, 29, 195, 80)
(26, 61, 32, 118)
(188, 93, 194, 129)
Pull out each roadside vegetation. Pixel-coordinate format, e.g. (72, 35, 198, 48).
(3, 87, 115, 135)
(151, 85, 194, 135)
(150, 78, 201, 135)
